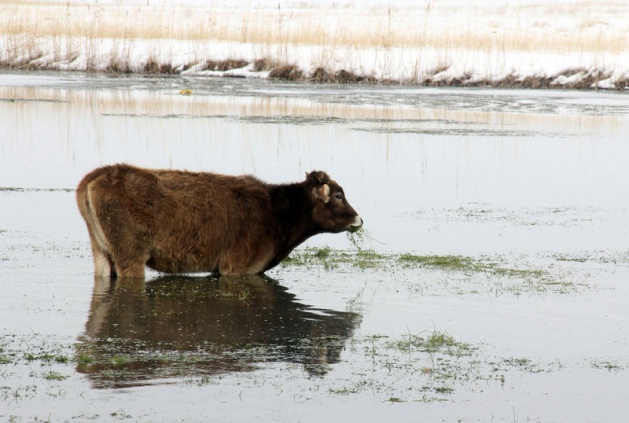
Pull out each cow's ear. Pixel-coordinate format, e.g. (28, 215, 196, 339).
(306, 171, 330, 185)
(312, 184, 331, 203)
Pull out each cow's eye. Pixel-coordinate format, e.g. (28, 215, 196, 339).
(335, 193, 344, 200)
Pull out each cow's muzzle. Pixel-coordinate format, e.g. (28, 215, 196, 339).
(347, 216, 364, 233)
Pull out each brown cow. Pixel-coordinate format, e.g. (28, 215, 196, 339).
(76, 164, 363, 278)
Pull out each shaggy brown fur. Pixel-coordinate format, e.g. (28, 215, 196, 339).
(76, 164, 362, 278)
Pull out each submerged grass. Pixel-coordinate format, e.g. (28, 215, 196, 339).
(0, 309, 622, 407)
(399, 254, 479, 271)
(282, 247, 390, 270)
(383, 330, 476, 357)
(330, 327, 576, 402)
(331, 329, 479, 399)
(281, 247, 578, 296)
(285, 248, 547, 278)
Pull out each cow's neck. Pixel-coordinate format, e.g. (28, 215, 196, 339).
(266, 183, 320, 270)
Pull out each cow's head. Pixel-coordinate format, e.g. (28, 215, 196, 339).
(307, 171, 363, 233)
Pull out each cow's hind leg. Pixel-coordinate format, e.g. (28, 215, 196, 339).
(113, 253, 149, 279)
(81, 183, 119, 278)
(87, 232, 117, 278)
(93, 246, 115, 278)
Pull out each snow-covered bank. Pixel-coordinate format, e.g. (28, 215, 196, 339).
(2, 0, 628, 89)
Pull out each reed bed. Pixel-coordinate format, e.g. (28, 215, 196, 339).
(1, 0, 628, 88)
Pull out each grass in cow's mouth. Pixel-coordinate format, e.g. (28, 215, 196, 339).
(346, 226, 380, 250)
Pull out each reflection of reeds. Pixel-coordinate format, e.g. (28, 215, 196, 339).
(1, 1, 628, 87)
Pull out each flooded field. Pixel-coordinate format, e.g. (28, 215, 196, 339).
(1, 70, 629, 422)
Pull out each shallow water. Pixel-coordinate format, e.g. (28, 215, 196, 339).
(1, 70, 629, 422)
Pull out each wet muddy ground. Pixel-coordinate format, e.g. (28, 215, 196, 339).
(1, 71, 629, 422)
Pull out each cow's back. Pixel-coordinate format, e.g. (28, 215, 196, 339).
(145, 169, 278, 273)
(79, 165, 279, 275)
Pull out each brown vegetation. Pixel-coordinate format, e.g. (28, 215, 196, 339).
(4, 50, 619, 89)
(268, 65, 303, 81)
(100, 57, 629, 89)
(2, 2, 626, 89)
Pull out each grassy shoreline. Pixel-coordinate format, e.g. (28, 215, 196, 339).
(1, 56, 627, 91)
(2, 1, 628, 90)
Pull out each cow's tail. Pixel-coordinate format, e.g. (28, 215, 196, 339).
(76, 172, 114, 276)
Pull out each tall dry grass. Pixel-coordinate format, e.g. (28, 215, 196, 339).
(3, 2, 627, 51)
(1, 0, 628, 86)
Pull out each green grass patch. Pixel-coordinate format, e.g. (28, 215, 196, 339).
(42, 371, 69, 381)
(398, 254, 480, 271)
(109, 355, 131, 368)
(384, 330, 476, 357)
(591, 360, 624, 371)
(282, 247, 580, 297)
(285, 248, 551, 280)
(332, 329, 482, 401)
(282, 247, 389, 270)
(24, 352, 70, 364)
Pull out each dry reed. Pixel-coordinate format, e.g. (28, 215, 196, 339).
(1, 1, 628, 88)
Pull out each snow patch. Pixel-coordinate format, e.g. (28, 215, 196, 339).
(2, 1, 628, 89)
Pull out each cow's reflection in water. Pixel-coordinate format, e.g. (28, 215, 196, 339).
(78, 274, 361, 388)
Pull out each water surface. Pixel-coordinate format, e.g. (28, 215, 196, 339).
(1, 71, 628, 422)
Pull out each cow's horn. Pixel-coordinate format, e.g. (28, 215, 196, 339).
(307, 170, 329, 185)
